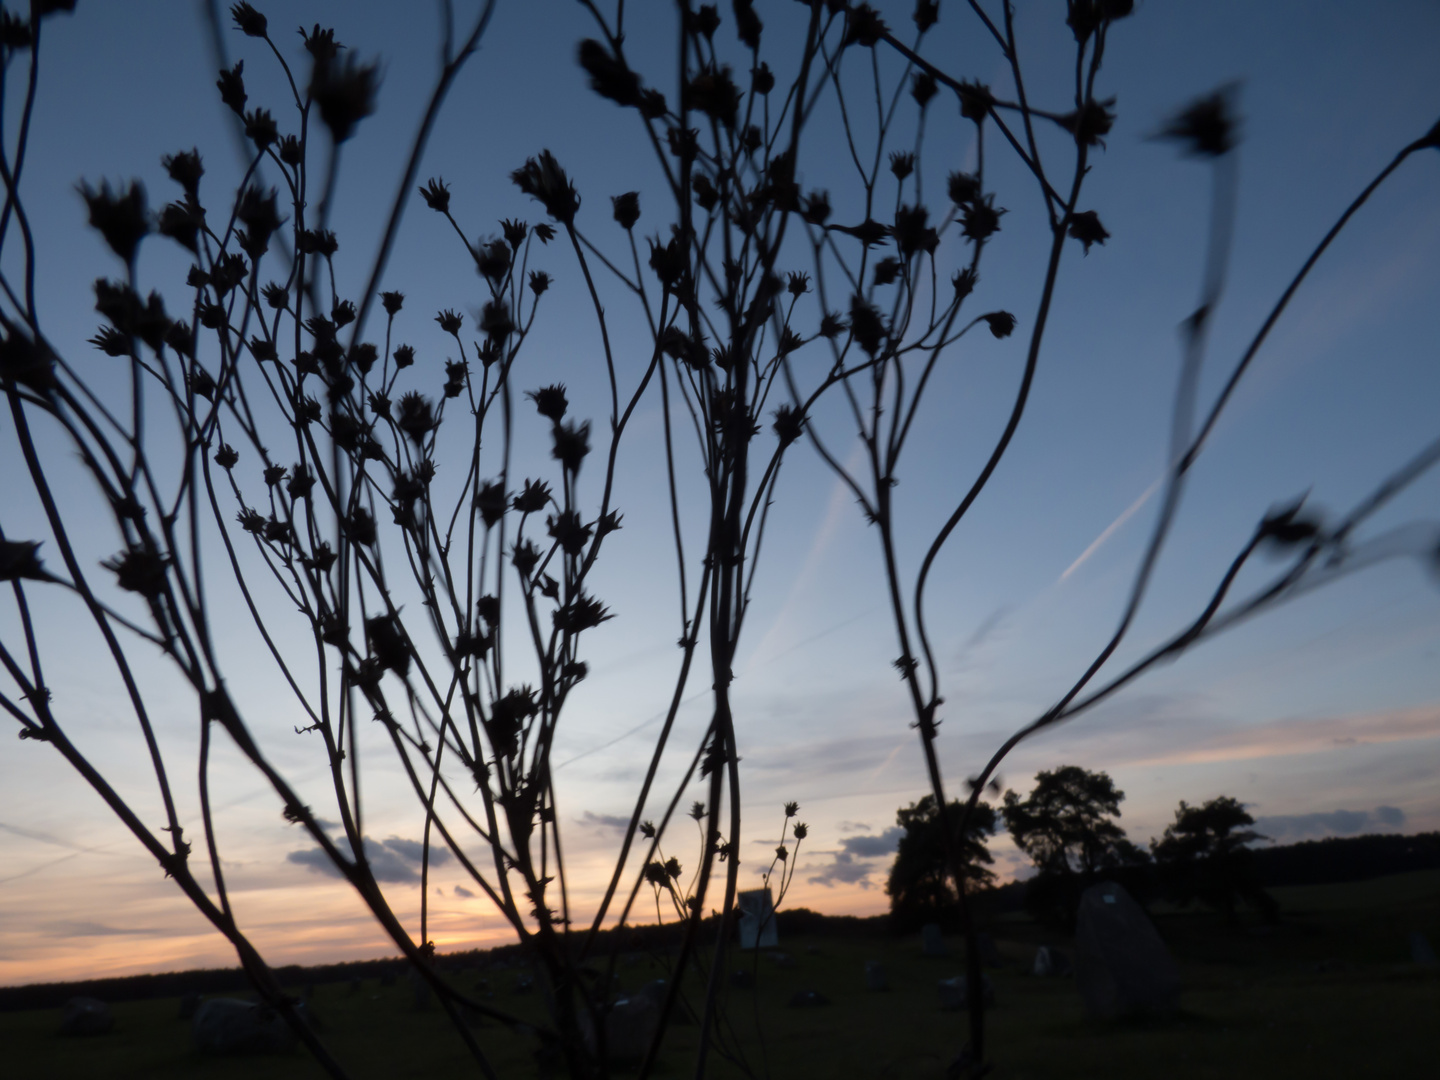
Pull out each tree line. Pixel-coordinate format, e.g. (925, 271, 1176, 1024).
(884, 765, 1378, 931)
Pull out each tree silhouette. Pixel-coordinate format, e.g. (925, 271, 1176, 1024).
(886, 793, 997, 933)
(1002, 766, 1149, 927)
(1152, 795, 1277, 923)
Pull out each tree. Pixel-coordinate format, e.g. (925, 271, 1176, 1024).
(1002, 766, 1149, 927)
(886, 793, 997, 933)
(1152, 796, 1277, 923)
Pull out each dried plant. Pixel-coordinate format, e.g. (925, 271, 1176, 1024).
(3, 3, 1436, 1078)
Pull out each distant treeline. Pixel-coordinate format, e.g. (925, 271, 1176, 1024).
(1248, 831, 1440, 887)
(3, 831, 1435, 1012)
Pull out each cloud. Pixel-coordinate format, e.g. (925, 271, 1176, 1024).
(806, 852, 878, 889)
(378, 836, 451, 867)
(805, 826, 904, 889)
(1031, 701, 1440, 772)
(42, 920, 172, 938)
(837, 821, 871, 833)
(1254, 805, 1407, 841)
(287, 835, 450, 884)
(839, 826, 903, 858)
(454, 885, 475, 899)
(579, 811, 632, 832)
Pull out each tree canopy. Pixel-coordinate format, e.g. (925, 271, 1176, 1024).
(1152, 796, 1277, 922)
(886, 794, 997, 932)
(1001, 766, 1146, 876)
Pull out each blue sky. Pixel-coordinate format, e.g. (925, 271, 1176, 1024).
(0, 0, 1437, 985)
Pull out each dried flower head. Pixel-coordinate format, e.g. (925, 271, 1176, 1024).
(162, 149, 204, 197)
(527, 384, 568, 422)
(230, 2, 267, 37)
(419, 178, 450, 213)
(310, 53, 380, 144)
(981, 311, 1017, 339)
(1158, 86, 1241, 158)
(511, 150, 580, 226)
(217, 60, 246, 116)
(78, 180, 149, 263)
(1067, 209, 1110, 254)
(612, 191, 640, 230)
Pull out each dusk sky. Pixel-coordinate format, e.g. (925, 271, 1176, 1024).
(1, 1, 1437, 988)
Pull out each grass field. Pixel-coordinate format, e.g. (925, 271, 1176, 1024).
(4, 871, 1437, 1079)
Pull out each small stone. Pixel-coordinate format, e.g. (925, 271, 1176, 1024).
(921, 923, 946, 957)
(787, 989, 829, 1008)
(1410, 930, 1439, 968)
(192, 998, 296, 1056)
(937, 974, 993, 1010)
(864, 961, 889, 991)
(59, 997, 114, 1036)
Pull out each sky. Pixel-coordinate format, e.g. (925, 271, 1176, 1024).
(1, 0, 1438, 987)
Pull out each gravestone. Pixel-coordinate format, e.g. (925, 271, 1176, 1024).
(637, 979, 668, 1010)
(192, 998, 297, 1056)
(975, 931, 1002, 968)
(921, 922, 946, 957)
(1033, 945, 1072, 977)
(1074, 881, 1179, 1020)
(407, 967, 432, 1011)
(864, 961, 889, 991)
(177, 992, 201, 1020)
(59, 997, 114, 1036)
(603, 996, 659, 1062)
(737, 888, 778, 949)
(937, 974, 993, 1010)
(1410, 930, 1439, 967)
(787, 989, 829, 1007)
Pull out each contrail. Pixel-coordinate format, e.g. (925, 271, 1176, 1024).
(1060, 476, 1161, 582)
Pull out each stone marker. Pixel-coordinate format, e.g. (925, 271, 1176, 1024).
(407, 967, 432, 1011)
(1074, 881, 1179, 1020)
(1410, 930, 1439, 967)
(787, 989, 830, 1007)
(937, 974, 993, 1010)
(177, 992, 201, 1020)
(1033, 945, 1072, 977)
(636, 979, 668, 1010)
(921, 922, 946, 957)
(192, 998, 297, 1056)
(603, 996, 660, 1062)
(864, 961, 889, 991)
(59, 997, 114, 1036)
(737, 887, 779, 949)
(975, 931, 1003, 968)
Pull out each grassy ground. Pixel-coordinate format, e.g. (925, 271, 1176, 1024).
(4, 870, 1437, 1079)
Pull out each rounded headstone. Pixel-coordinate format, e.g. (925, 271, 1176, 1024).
(192, 997, 297, 1056)
(59, 997, 114, 1036)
